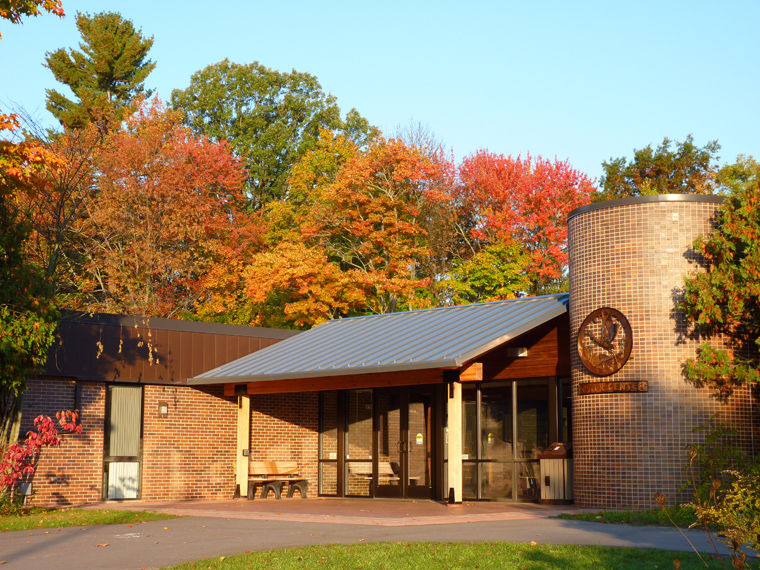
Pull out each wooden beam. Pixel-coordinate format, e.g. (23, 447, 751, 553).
(235, 394, 250, 497)
(446, 380, 462, 503)
(459, 362, 483, 382)
(223, 368, 444, 396)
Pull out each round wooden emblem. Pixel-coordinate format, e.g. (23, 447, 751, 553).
(577, 307, 633, 376)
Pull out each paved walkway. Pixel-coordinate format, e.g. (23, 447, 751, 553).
(0, 499, 739, 569)
(83, 496, 592, 526)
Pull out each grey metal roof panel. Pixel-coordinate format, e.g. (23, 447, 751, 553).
(190, 293, 569, 384)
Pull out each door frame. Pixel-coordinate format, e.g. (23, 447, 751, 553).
(102, 383, 144, 500)
(373, 387, 434, 498)
(317, 386, 441, 499)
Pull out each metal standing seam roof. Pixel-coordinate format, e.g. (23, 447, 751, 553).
(189, 293, 569, 385)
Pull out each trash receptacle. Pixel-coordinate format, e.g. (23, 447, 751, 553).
(538, 442, 573, 503)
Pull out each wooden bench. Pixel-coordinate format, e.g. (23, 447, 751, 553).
(247, 460, 308, 499)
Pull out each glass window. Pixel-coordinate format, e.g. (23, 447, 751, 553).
(345, 390, 373, 496)
(516, 380, 549, 460)
(480, 461, 512, 499)
(346, 390, 373, 460)
(462, 386, 477, 460)
(464, 378, 558, 501)
(319, 391, 339, 496)
(481, 385, 513, 462)
(319, 391, 339, 461)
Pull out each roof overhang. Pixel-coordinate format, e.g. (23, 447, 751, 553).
(189, 293, 569, 387)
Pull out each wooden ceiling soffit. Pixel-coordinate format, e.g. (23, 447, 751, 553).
(459, 362, 483, 382)
(223, 368, 444, 396)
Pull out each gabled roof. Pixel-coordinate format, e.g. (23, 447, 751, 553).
(190, 293, 569, 385)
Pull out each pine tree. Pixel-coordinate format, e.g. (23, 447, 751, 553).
(45, 11, 155, 129)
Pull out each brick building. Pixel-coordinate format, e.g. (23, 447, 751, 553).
(17, 194, 759, 509)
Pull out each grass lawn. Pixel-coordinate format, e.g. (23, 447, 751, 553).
(169, 542, 745, 569)
(556, 506, 701, 528)
(0, 508, 177, 532)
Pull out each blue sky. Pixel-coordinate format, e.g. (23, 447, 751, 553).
(1, 0, 757, 183)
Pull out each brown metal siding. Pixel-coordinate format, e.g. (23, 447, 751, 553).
(43, 316, 297, 386)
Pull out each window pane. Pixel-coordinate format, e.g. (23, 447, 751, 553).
(462, 386, 477, 460)
(346, 390, 372, 460)
(480, 461, 513, 499)
(376, 390, 400, 475)
(407, 398, 430, 489)
(516, 380, 549, 459)
(319, 392, 339, 460)
(462, 462, 477, 499)
(517, 461, 540, 501)
(481, 385, 513, 461)
(345, 461, 373, 496)
(319, 462, 338, 495)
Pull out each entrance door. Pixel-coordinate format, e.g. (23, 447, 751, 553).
(375, 387, 432, 498)
(104, 385, 143, 499)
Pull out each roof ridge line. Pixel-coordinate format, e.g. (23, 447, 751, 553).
(331, 292, 569, 323)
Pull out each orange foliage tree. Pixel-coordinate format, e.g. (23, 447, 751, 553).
(72, 98, 255, 318)
(0, 0, 63, 38)
(457, 151, 595, 294)
(0, 0, 64, 445)
(233, 135, 450, 327)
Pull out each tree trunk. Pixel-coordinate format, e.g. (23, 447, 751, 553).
(0, 389, 23, 448)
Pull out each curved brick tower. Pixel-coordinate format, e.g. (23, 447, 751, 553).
(567, 195, 758, 509)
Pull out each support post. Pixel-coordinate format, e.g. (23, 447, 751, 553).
(236, 393, 250, 497)
(446, 379, 462, 503)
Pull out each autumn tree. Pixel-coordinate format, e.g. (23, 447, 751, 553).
(444, 240, 532, 304)
(0, 0, 63, 37)
(171, 59, 378, 209)
(0, 0, 64, 446)
(17, 118, 102, 298)
(457, 151, 595, 295)
(226, 136, 445, 327)
(71, 98, 254, 318)
(242, 242, 370, 327)
(0, 115, 60, 446)
(680, 156, 760, 397)
(45, 11, 155, 130)
(598, 135, 721, 201)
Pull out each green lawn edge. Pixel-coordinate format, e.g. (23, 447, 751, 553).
(167, 542, 750, 569)
(0, 508, 178, 532)
(555, 506, 699, 527)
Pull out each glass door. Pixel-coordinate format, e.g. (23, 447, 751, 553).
(375, 387, 433, 498)
(375, 390, 403, 497)
(405, 388, 432, 498)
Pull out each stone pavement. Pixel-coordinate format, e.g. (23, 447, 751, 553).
(0, 499, 740, 569)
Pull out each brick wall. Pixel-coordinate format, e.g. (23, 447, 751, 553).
(249, 392, 319, 494)
(568, 197, 759, 509)
(20, 378, 105, 506)
(18, 379, 238, 505)
(142, 384, 237, 501)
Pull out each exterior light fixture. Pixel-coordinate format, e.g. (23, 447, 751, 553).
(158, 401, 169, 417)
(506, 347, 529, 358)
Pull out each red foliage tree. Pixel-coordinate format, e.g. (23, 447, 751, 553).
(458, 151, 595, 293)
(0, 410, 81, 504)
(73, 98, 255, 318)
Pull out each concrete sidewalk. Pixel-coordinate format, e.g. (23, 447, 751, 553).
(0, 500, 738, 569)
(82, 497, 592, 526)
